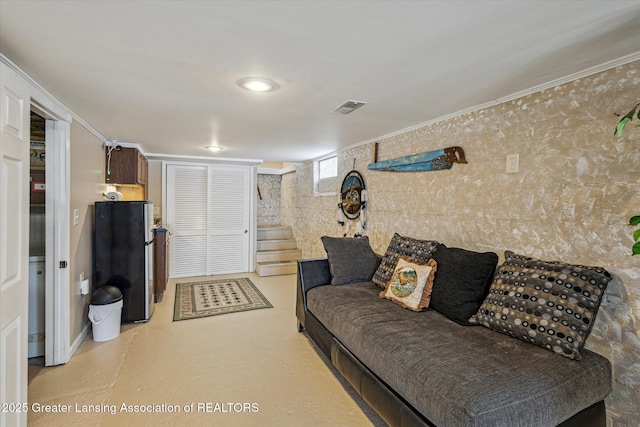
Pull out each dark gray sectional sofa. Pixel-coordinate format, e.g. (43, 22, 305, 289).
(296, 235, 612, 427)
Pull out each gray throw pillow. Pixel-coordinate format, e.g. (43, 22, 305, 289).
(321, 236, 381, 285)
(430, 244, 499, 325)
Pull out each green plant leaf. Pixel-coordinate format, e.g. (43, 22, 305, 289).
(615, 118, 628, 136)
(623, 103, 640, 120)
(635, 228, 640, 242)
(633, 241, 640, 256)
(631, 216, 640, 226)
(615, 103, 640, 136)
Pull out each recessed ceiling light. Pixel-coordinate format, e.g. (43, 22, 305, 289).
(237, 77, 279, 92)
(205, 145, 224, 152)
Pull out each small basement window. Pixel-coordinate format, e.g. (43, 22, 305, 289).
(315, 155, 337, 195)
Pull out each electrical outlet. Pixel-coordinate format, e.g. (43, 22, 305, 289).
(73, 209, 79, 225)
(506, 154, 520, 173)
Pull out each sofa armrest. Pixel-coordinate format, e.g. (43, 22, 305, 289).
(296, 258, 331, 330)
(298, 258, 331, 291)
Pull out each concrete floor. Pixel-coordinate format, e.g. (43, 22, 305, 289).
(28, 273, 385, 426)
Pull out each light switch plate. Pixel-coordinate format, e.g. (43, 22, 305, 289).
(81, 279, 90, 295)
(506, 154, 520, 173)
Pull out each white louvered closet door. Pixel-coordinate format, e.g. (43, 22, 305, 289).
(167, 164, 251, 278)
(207, 167, 250, 275)
(167, 165, 209, 277)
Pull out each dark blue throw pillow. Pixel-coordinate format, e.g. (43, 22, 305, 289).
(430, 244, 498, 325)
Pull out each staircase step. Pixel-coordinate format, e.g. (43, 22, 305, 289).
(256, 261, 297, 277)
(255, 225, 299, 276)
(257, 239, 298, 251)
(256, 249, 302, 263)
(257, 226, 292, 241)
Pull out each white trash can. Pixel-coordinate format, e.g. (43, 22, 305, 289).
(89, 285, 123, 342)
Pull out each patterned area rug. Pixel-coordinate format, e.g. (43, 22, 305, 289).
(173, 278, 272, 321)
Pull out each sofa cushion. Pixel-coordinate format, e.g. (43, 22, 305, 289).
(321, 236, 380, 285)
(379, 257, 437, 311)
(430, 244, 498, 325)
(470, 251, 612, 360)
(306, 282, 612, 427)
(371, 233, 439, 288)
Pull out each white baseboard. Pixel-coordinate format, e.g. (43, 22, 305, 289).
(69, 321, 90, 359)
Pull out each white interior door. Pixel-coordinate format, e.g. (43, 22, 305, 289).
(42, 117, 71, 367)
(0, 62, 30, 427)
(166, 163, 252, 278)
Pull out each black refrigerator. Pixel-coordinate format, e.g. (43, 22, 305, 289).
(94, 201, 155, 323)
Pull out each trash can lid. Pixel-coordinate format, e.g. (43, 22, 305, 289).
(90, 285, 123, 305)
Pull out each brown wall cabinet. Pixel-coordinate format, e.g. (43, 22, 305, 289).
(153, 228, 170, 302)
(106, 147, 148, 186)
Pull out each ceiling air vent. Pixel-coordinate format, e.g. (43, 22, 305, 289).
(332, 100, 367, 114)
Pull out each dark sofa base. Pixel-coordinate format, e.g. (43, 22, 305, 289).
(300, 309, 605, 427)
(296, 258, 607, 427)
(303, 309, 433, 427)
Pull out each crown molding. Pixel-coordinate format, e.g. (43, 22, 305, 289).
(310, 51, 640, 164)
(4, 49, 638, 165)
(257, 164, 298, 175)
(146, 152, 262, 166)
(0, 52, 108, 144)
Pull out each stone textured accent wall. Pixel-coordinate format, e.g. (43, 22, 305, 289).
(257, 174, 281, 226)
(283, 62, 640, 426)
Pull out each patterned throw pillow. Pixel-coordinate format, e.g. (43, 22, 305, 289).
(470, 251, 612, 360)
(379, 257, 438, 311)
(371, 233, 440, 288)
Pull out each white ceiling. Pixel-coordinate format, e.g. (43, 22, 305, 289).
(1, 1, 640, 163)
